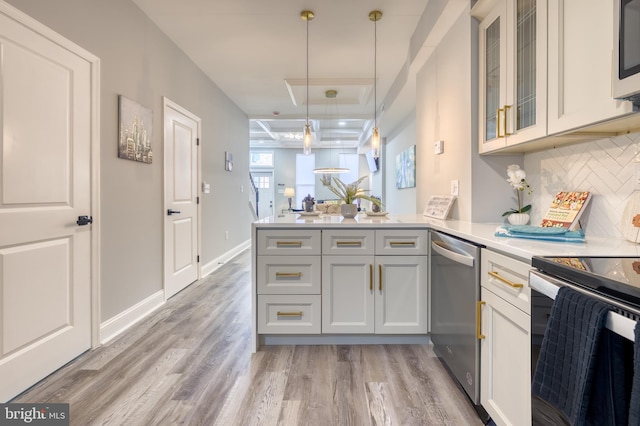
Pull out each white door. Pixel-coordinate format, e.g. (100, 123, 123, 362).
(0, 4, 97, 402)
(164, 98, 200, 299)
(251, 171, 274, 218)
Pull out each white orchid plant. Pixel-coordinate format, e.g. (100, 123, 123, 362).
(502, 164, 533, 217)
(320, 175, 382, 207)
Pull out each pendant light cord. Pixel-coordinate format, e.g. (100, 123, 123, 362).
(306, 17, 309, 126)
(374, 17, 377, 129)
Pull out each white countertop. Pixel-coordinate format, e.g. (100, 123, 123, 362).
(253, 213, 640, 262)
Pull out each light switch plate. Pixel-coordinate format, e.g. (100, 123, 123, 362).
(451, 180, 459, 196)
(434, 140, 444, 155)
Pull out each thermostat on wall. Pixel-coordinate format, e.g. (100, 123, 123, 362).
(423, 195, 456, 219)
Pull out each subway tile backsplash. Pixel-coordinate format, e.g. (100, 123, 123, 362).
(524, 132, 640, 238)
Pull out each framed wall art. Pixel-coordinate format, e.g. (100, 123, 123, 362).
(396, 145, 416, 189)
(118, 95, 153, 163)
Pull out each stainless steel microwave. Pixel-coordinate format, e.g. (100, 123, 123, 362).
(614, 0, 640, 106)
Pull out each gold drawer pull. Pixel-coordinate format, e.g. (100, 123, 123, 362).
(276, 241, 302, 247)
(275, 272, 302, 278)
(488, 271, 524, 289)
(477, 301, 486, 339)
(369, 264, 373, 291)
(390, 241, 416, 246)
(336, 241, 362, 247)
(277, 311, 303, 317)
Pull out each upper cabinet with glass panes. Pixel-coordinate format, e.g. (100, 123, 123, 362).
(472, 0, 548, 154)
(472, 0, 637, 154)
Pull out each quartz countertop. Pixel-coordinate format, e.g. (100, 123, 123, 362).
(253, 213, 640, 262)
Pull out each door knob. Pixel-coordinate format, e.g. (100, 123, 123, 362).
(76, 215, 93, 226)
(167, 209, 181, 216)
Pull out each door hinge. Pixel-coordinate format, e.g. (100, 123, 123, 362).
(197, 196, 200, 204)
(196, 138, 200, 146)
(197, 255, 200, 263)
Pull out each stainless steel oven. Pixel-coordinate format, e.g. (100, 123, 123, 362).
(530, 256, 640, 425)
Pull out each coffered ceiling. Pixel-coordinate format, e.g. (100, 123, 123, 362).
(131, 0, 467, 151)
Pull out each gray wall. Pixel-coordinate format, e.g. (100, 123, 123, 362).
(383, 116, 418, 214)
(415, 7, 521, 222)
(7, 0, 252, 321)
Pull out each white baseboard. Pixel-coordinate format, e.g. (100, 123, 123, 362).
(200, 239, 251, 277)
(99, 290, 164, 345)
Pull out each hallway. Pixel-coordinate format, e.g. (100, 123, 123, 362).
(13, 249, 481, 425)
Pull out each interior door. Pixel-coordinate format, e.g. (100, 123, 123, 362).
(251, 171, 274, 218)
(0, 6, 95, 402)
(164, 98, 200, 299)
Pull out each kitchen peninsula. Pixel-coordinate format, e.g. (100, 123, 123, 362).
(251, 212, 640, 352)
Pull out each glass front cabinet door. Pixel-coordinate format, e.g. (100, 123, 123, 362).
(474, 0, 548, 154)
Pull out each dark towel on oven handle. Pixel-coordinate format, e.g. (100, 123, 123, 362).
(532, 286, 610, 425)
(629, 322, 640, 426)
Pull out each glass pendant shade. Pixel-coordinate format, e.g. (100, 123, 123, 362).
(303, 124, 312, 155)
(371, 127, 380, 159)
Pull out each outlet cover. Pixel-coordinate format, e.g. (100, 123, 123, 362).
(434, 140, 444, 155)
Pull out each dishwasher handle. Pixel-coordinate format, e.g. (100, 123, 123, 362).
(431, 240, 475, 268)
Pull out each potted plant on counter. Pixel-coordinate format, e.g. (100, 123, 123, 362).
(321, 175, 382, 218)
(502, 164, 533, 225)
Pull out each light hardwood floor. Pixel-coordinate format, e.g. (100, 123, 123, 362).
(13, 249, 484, 425)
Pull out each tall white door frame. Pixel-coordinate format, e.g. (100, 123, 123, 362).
(0, 0, 100, 401)
(163, 98, 201, 299)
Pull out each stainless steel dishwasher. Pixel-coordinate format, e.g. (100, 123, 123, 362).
(430, 231, 488, 422)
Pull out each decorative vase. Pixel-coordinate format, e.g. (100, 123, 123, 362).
(341, 203, 358, 219)
(304, 201, 314, 212)
(507, 213, 530, 225)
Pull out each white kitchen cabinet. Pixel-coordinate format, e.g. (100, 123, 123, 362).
(474, 0, 548, 154)
(480, 249, 531, 426)
(321, 229, 428, 335)
(256, 229, 322, 334)
(374, 256, 428, 334)
(547, 0, 635, 134)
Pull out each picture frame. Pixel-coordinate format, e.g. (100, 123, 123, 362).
(396, 145, 416, 189)
(118, 95, 153, 163)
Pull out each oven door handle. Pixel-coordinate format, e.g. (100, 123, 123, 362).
(431, 241, 474, 267)
(530, 270, 637, 341)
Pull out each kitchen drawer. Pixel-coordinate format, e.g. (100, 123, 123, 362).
(257, 295, 321, 334)
(257, 255, 320, 294)
(257, 229, 321, 256)
(481, 249, 531, 315)
(322, 229, 375, 255)
(375, 229, 428, 255)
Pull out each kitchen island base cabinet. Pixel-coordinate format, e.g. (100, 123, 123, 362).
(321, 255, 428, 334)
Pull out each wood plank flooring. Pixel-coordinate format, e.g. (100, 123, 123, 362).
(13, 249, 484, 425)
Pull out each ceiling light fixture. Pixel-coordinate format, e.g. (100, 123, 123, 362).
(301, 10, 314, 155)
(369, 10, 382, 159)
(313, 89, 349, 174)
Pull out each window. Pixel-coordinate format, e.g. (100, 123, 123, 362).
(295, 153, 315, 209)
(249, 151, 274, 168)
(254, 176, 270, 189)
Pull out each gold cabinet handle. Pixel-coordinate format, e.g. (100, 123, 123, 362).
(488, 271, 523, 288)
(275, 272, 302, 278)
(369, 264, 373, 291)
(276, 241, 302, 247)
(477, 301, 486, 339)
(336, 241, 362, 247)
(277, 311, 303, 317)
(503, 105, 512, 136)
(497, 108, 504, 138)
(389, 241, 416, 247)
(378, 264, 383, 291)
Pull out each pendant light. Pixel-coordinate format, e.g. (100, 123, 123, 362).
(301, 10, 314, 155)
(369, 10, 382, 159)
(313, 89, 349, 174)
